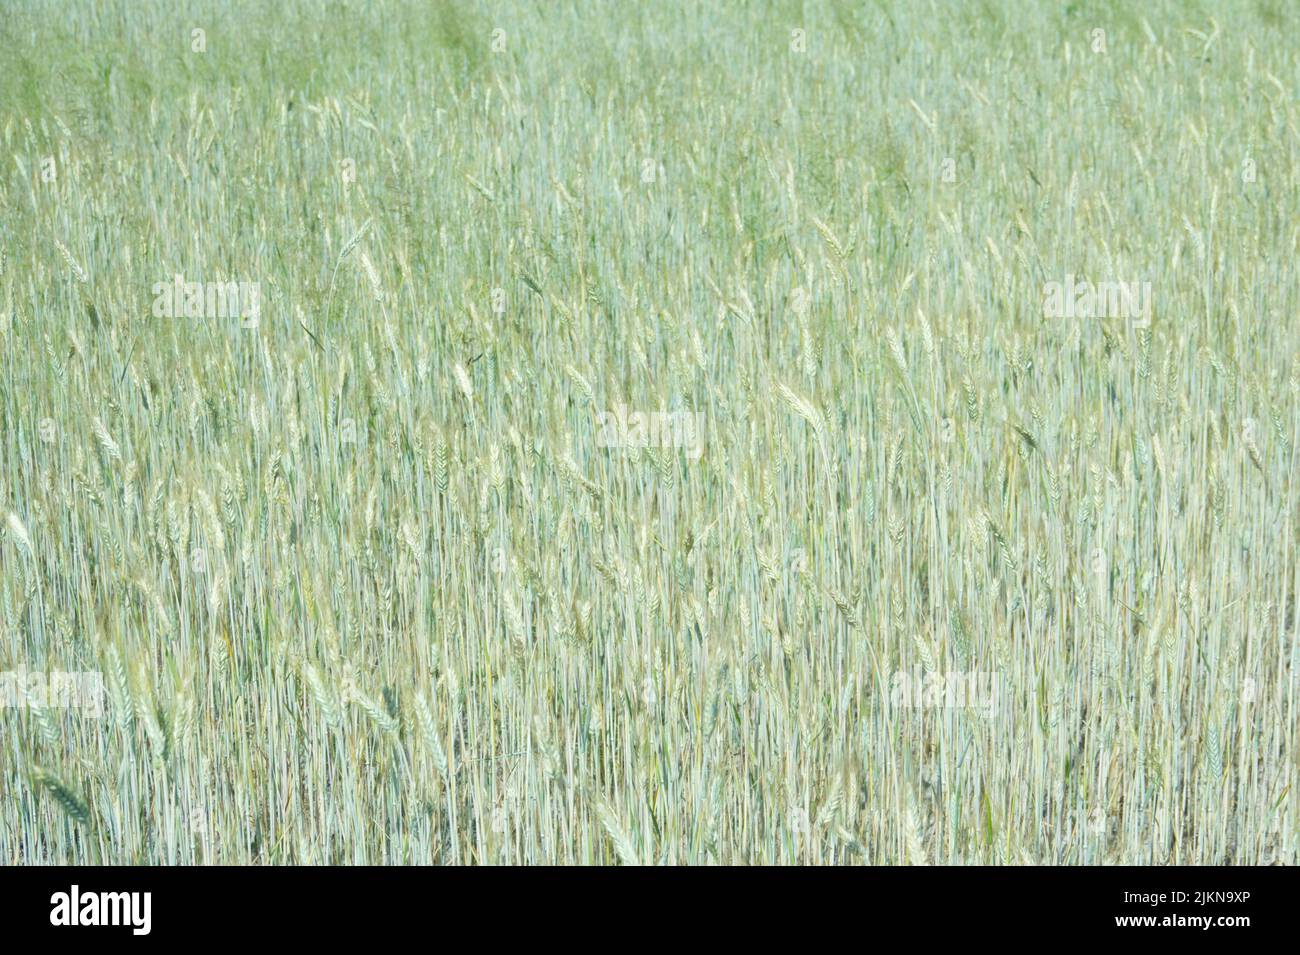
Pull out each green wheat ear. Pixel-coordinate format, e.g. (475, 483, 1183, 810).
(34, 768, 92, 826)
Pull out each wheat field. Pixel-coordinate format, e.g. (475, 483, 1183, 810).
(1, 0, 1296, 865)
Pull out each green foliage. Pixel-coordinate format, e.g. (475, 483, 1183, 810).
(0, 0, 1296, 865)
